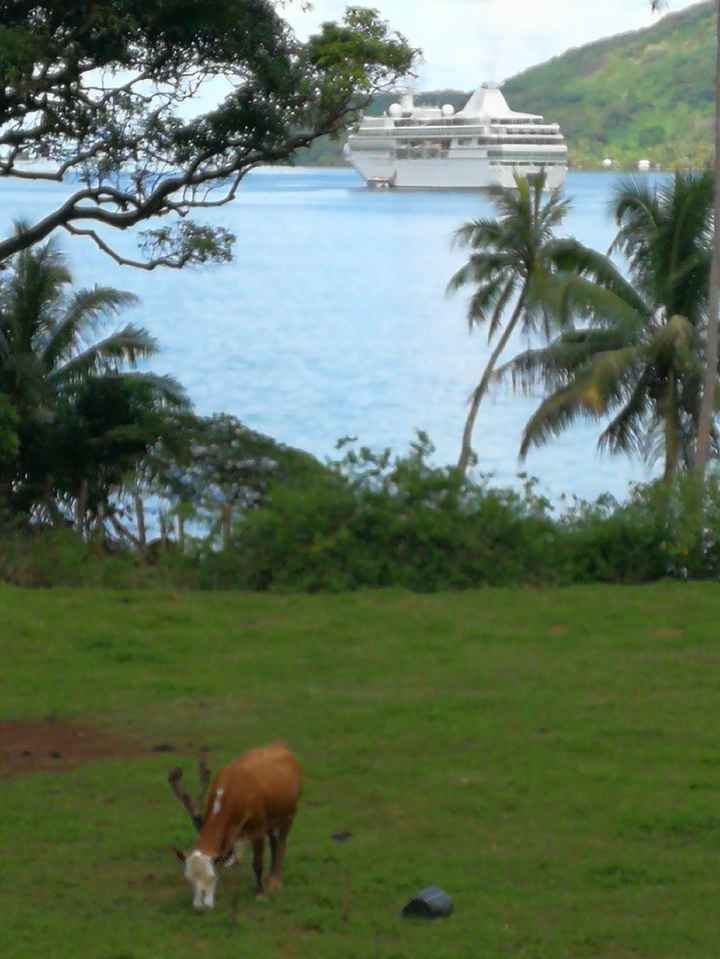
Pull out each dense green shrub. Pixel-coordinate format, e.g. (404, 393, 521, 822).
(0, 529, 199, 589)
(198, 441, 720, 592)
(5, 440, 720, 593)
(556, 492, 670, 584)
(215, 435, 560, 592)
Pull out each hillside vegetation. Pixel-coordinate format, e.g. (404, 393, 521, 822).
(299, 1, 715, 170)
(504, 0, 714, 168)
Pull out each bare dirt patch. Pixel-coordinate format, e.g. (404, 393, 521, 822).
(0, 720, 147, 778)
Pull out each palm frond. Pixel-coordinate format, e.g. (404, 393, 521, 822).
(542, 239, 649, 314)
(534, 270, 648, 334)
(597, 369, 655, 458)
(6, 238, 71, 349)
(452, 218, 506, 250)
(486, 276, 518, 341)
(42, 287, 140, 371)
(519, 344, 640, 459)
(446, 252, 515, 295)
(50, 324, 159, 387)
(520, 382, 599, 459)
(91, 371, 191, 409)
(494, 328, 632, 393)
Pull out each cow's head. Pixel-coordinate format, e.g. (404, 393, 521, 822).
(175, 849, 218, 910)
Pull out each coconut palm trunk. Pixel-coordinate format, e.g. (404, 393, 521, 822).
(695, 0, 720, 475)
(662, 376, 681, 484)
(457, 290, 527, 475)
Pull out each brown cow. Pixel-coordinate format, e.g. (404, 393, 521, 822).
(174, 743, 301, 910)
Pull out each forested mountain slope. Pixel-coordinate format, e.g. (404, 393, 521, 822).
(504, 0, 714, 167)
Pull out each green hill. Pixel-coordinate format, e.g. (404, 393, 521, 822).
(297, 1, 715, 170)
(504, 0, 715, 168)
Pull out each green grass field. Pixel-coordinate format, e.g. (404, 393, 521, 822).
(3, 581, 720, 958)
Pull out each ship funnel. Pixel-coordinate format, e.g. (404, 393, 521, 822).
(400, 91, 414, 115)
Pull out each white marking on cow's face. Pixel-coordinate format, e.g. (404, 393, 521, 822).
(212, 788, 224, 816)
(184, 851, 217, 910)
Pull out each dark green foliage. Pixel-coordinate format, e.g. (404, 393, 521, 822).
(0, 528, 197, 588)
(8, 441, 720, 590)
(142, 411, 331, 551)
(0, 234, 188, 525)
(0, 392, 18, 464)
(557, 492, 671, 584)
(217, 434, 553, 592)
(193, 433, 720, 592)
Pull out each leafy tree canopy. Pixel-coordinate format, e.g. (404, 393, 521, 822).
(0, 1, 416, 269)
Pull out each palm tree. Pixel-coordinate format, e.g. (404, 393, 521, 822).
(652, 0, 720, 479)
(447, 173, 572, 476)
(0, 231, 187, 521)
(694, 0, 720, 476)
(495, 171, 714, 484)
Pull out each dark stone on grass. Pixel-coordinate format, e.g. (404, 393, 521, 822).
(401, 886, 453, 919)
(331, 831, 353, 842)
(151, 743, 175, 752)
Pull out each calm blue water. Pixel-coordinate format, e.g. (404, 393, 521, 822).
(0, 167, 662, 505)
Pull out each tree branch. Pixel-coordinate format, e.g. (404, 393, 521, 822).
(63, 223, 194, 270)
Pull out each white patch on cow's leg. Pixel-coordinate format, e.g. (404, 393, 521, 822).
(212, 788, 224, 816)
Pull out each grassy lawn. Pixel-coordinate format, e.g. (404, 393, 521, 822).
(3, 581, 720, 958)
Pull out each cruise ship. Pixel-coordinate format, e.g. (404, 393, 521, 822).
(343, 81, 567, 190)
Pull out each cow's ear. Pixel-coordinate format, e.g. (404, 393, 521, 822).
(173, 846, 186, 863)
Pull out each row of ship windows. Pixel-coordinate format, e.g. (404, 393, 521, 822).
(355, 145, 566, 166)
(391, 117, 548, 127)
(489, 161, 567, 167)
(351, 140, 565, 154)
(461, 137, 562, 145)
(357, 135, 562, 146)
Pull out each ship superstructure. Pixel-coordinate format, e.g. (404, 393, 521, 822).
(344, 82, 567, 190)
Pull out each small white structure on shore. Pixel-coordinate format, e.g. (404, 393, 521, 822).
(637, 158, 651, 171)
(602, 158, 614, 168)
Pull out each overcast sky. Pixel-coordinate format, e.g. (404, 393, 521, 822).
(284, 0, 702, 90)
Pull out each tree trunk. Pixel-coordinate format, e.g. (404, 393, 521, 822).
(75, 478, 88, 537)
(134, 491, 147, 552)
(663, 377, 680, 484)
(96, 501, 105, 539)
(221, 502, 232, 550)
(177, 513, 185, 551)
(457, 290, 527, 476)
(159, 513, 169, 548)
(695, 0, 720, 476)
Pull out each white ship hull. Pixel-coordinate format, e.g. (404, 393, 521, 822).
(347, 152, 566, 191)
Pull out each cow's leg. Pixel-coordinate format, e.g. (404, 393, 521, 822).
(252, 838, 265, 898)
(267, 820, 292, 892)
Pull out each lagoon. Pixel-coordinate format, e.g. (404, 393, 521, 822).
(0, 167, 661, 504)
